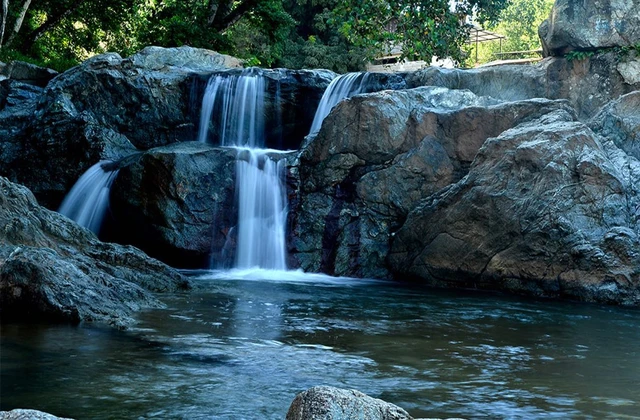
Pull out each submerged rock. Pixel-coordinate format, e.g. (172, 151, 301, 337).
(292, 86, 575, 278)
(388, 108, 640, 305)
(286, 386, 413, 420)
(0, 177, 190, 327)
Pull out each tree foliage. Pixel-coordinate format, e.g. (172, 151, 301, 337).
(466, 0, 553, 66)
(333, 0, 510, 65)
(0, 0, 517, 72)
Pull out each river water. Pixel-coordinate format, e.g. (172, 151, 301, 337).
(2, 270, 639, 419)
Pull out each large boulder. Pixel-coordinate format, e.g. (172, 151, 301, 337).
(109, 142, 237, 267)
(388, 107, 640, 305)
(0, 177, 190, 327)
(291, 86, 574, 278)
(286, 386, 413, 420)
(538, 0, 640, 56)
(405, 54, 640, 120)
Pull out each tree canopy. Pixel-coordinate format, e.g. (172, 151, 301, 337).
(0, 0, 515, 72)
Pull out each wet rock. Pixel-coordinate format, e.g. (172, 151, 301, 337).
(110, 141, 297, 268)
(388, 108, 640, 305)
(538, 0, 640, 56)
(405, 54, 640, 120)
(0, 409, 73, 420)
(291, 86, 574, 278)
(0, 177, 190, 327)
(286, 386, 413, 420)
(110, 142, 237, 267)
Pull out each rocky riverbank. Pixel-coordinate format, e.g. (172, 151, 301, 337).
(1, 0, 639, 309)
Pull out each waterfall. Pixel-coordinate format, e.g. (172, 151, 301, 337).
(58, 161, 119, 234)
(198, 69, 288, 270)
(197, 68, 265, 148)
(308, 72, 370, 136)
(235, 149, 288, 270)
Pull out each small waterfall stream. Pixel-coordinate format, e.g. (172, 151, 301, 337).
(308, 72, 370, 135)
(58, 161, 119, 234)
(199, 69, 288, 269)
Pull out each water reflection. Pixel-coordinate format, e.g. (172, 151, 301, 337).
(2, 273, 640, 419)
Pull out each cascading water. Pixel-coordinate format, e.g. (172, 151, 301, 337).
(235, 149, 288, 270)
(198, 69, 265, 147)
(198, 69, 288, 270)
(58, 161, 119, 234)
(308, 72, 371, 135)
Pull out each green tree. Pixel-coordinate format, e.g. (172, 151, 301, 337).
(271, 0, 368, 72)
(333, 0, 510, 65)
(466, 0, 553, 65)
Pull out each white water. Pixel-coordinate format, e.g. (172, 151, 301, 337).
(198, 70, 288, 269)
(58, 161, 119, 234)
(235, 149, 288, 270)
(308, 72, 370, 135)
(197, 69, 265, 147)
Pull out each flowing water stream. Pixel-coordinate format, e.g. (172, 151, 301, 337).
(2, 273, 639, 419)
(58, 161, 119, 234)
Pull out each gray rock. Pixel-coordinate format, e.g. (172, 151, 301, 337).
(589, 91, 640, 160)
(110, 142, 238, 267)
(128, 45, 243, 71)
(0, 61, 58, 87)
(538, 0, 640, 56)
(286, 386, 413, 420)
(291, 86, 574, 278)
(0, 409, 73, 420)
(388, 108, 640, 305)
(0, 177, 190, 327)
(405, 54, 640, 120)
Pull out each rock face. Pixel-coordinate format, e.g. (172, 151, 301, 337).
(589, 91, 640, 160)
(538, 0, 640, 56)
(286, 386, 413, 420)
(405, 53, 640, 120)
(0, 177, 190, 327)
(388, 107, 640, 305)
(109, 142, 238, 267)
(291, 86, 575, 278)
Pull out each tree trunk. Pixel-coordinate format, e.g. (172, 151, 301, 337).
(210, 0, 258, 32)
(207, 0, 220, 26)
(0, 0, 9, 47)
(21, 0, 85, 51)
(5, 0, 31, 48)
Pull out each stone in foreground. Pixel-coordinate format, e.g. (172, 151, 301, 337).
(0, 409, 73, 420)
(286, 386, 413, 420)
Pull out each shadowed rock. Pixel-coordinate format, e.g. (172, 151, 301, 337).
(0, 177, 190, 327)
